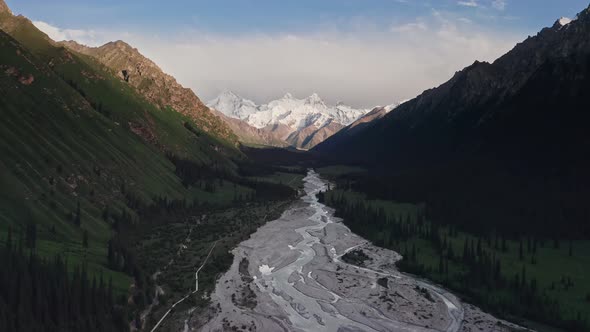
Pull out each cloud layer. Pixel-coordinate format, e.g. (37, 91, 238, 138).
(34, 13, 521, 108)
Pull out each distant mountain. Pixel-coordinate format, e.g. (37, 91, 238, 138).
(211, 109, 288, 147)
(315, 6, 590, 236)
(208, 91, 372, 149)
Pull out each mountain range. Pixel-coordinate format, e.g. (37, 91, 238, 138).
(208, 91, 395, 149)
(315, 7, 590, 236)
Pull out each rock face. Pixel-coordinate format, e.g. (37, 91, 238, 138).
(286, 120, 344, 150)
(60, 40, 238, 144)
(208, 91, 373, 149)
(211, 109, 288, 147)
(0, 0, 11, 15)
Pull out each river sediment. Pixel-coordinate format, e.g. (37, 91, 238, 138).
(200, 170, 523, 332)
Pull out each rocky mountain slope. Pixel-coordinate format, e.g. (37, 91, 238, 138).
(59, 40, 237, 144)
(318, 103, 400, 144)
(208, 91, 372, 149)
(0, 0, 10, 14)
(211, 109, 288, 147)
(314, 6, 590, 236)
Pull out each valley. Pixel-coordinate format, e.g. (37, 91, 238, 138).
(1, 0, 590, 331)
(195, 170, 522, 332)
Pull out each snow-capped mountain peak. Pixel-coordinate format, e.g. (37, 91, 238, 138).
(207, 91, 372, 130)
(305, 93, 324, 106)
(207, 91, 258, 119)
(208, 91, 400, 149)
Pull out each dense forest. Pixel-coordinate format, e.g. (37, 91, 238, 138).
(319, 184, 590, 332)
(0, 229, 127, 332)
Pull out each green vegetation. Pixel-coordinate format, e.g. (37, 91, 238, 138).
(319, 188, 590, 331)
(247, 171, 305, 190)
(131, 199, 293, 331)
(0, 236, 127, 332)
(0, 12, 301, 331)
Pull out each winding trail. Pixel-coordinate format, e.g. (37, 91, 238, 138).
(201, 170, 517, 332)
(150, 240, 218, 332)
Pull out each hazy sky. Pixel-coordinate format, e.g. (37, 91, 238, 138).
(7, 0, 589, 107)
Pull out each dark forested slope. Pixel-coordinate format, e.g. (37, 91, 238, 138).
(314, 5, 590, 237)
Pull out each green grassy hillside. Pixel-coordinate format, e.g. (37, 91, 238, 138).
(0, 13, 248, 295)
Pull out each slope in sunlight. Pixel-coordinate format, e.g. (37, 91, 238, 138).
(208, 91, 374, 149)
(0, 0, 250, 300)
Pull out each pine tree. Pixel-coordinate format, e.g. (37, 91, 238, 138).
(83, 230, 89, 248)
(476, 237, 482, 257)
(25, 223, 36, 249)
(5, 226, 11, 250)
(75, 202, 81, 227)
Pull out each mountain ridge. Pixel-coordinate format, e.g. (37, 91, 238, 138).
(314, 5, 590, 239)
(58, 39, 238, 145)
(208, 91, 375, 149)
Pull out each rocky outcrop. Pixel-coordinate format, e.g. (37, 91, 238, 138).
(0, 0, 11, 15)
(283, 121, 345, 150)
(212, 109, 288, 147)
(60, 40, 238, 144)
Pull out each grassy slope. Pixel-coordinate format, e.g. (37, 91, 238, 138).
(321, 188, 590, 330)
(0, 16, 249, 293)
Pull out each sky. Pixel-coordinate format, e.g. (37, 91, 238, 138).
(6, 0, 589, 107)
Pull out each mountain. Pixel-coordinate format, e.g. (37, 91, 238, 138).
(58, 40, 238, 145)
(207, 91, 371, 149)
(211, 109, 288, 147)
(314, 6, 590, 236)
(0, 0, 251, 307)
(317, 103, 400, 147)
(0, 0, 10, 15)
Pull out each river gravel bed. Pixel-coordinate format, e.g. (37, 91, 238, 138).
(197, 170, 526, 332)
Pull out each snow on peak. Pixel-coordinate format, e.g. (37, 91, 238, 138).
(384, 103, 400, 113)
(305, 93, 325, 106)
(208, 91, 371, 130)
(207, 91, 258, 119)
(558, 17, 572, 26)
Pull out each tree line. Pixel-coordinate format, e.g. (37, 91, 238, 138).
(320, 191, 589, 331)
(0, 229, 127, 332)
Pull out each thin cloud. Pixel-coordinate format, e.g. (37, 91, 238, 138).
(457, 1, 479, 7)
(33, 16, 520, 108)
(32, 21, 104, 46)
(492, 0, 507, 10)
